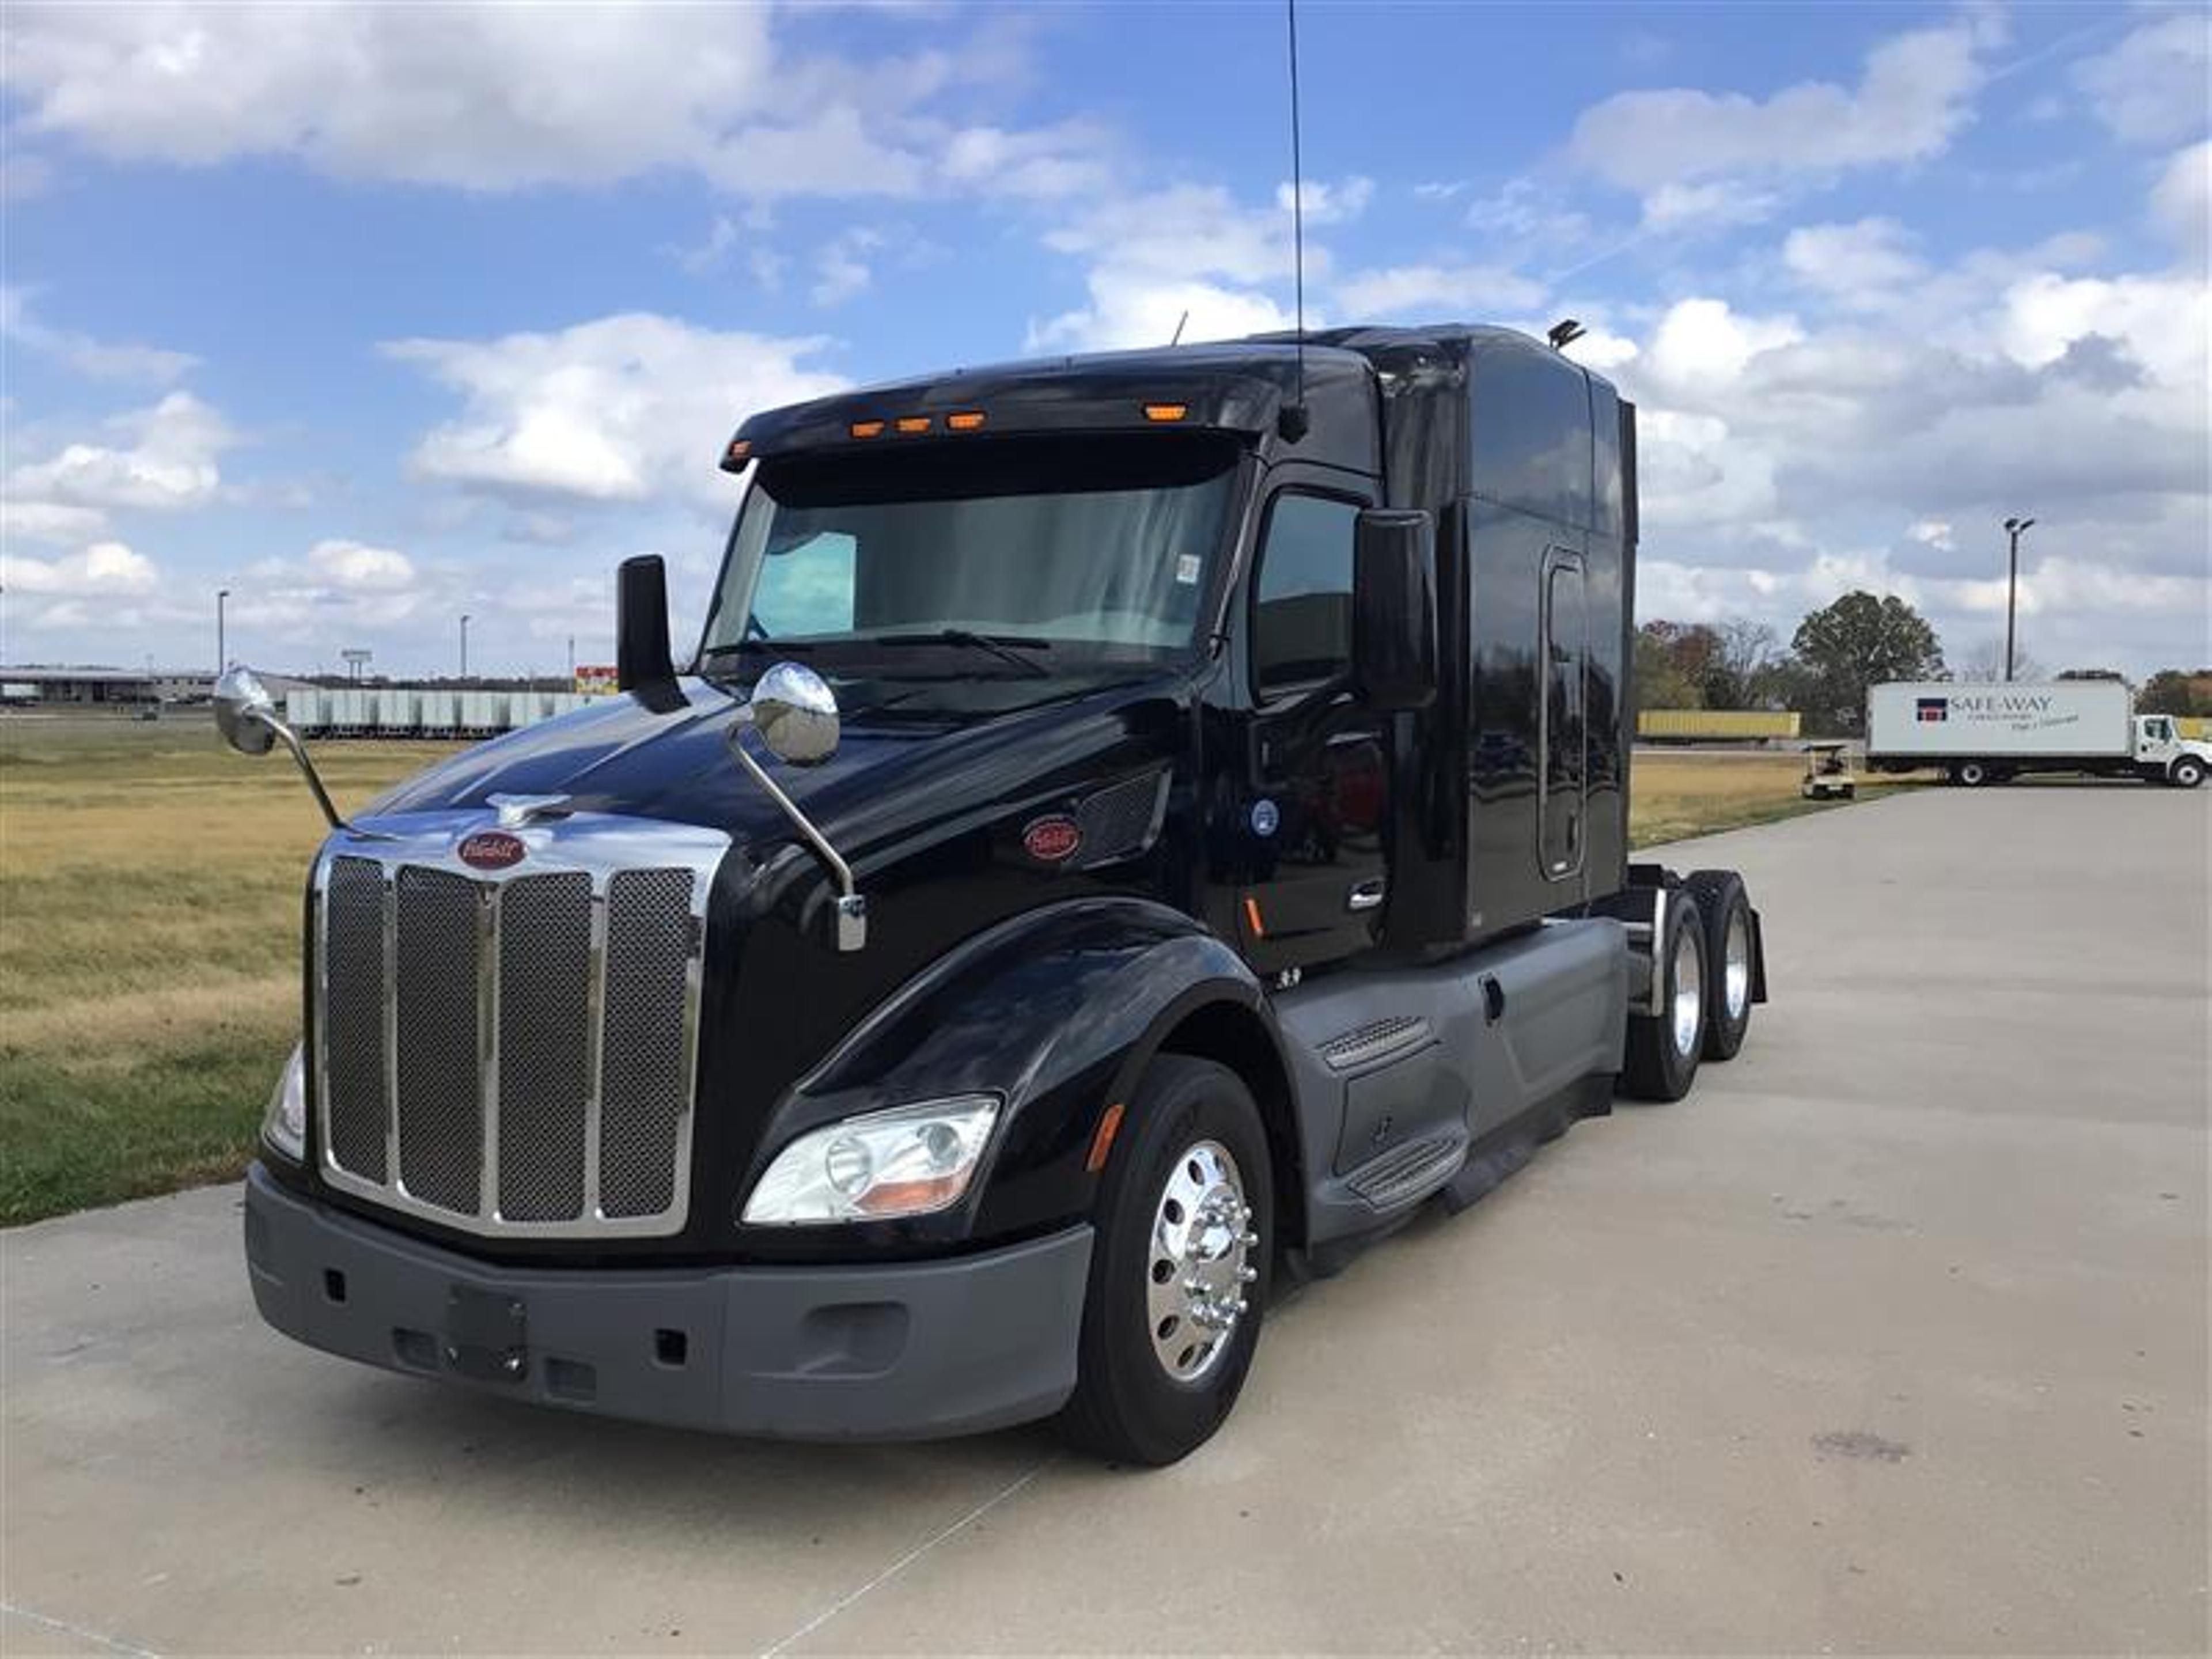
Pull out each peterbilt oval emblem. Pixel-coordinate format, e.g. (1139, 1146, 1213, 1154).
(457, 830, 528, 871)
(1022, 816, 1082, 863)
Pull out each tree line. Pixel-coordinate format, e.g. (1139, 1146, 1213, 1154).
(1635, 590, 2209, 735)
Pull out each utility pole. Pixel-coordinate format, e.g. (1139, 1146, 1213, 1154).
(2002, 517, 2035, 681)
(217, 588, 230, 673)
(459, 613, 471, 681)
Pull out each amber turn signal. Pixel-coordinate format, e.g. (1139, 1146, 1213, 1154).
(1143, 403, 1190, 423)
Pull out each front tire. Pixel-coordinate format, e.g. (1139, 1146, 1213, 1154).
(1952, 760, 1990, 787)
(1059, 1056, 1273, 1466)
(1621, 889, 1707, 1101)
(2172, 756, 2207, 789)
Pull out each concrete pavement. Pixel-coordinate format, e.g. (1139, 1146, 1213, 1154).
(5, 784, 2206, 1654)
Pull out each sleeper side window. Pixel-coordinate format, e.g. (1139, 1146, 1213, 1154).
(1252, 493, 1361, 696)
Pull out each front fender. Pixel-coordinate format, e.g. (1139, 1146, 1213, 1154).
(743, 898, 1268, 1250)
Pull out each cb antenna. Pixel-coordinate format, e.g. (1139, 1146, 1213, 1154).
(1279, 0, 1310, 441)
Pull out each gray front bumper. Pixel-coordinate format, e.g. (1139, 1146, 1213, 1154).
(244, 1164, 1092, 1441)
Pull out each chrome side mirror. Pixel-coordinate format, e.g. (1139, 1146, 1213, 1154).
(751, 660, 840, 765)
(212, 664, 385, 840)
(725, 661, 864, 952)
(214, 665, 280, 756)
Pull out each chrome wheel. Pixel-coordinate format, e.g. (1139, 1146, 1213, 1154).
(1143, 1139, 1256, 1384)
(1723, 910, 1751, 1023)
(1671, 925, 1703, 1058)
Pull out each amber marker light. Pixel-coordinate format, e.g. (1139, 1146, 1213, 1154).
(1143, 403, 1190, 422)
(946, 411, 987, 431)
(1243, 895, 1266, 937)
(724, 438, 751, 465)
(849, 420, 886, 438)
(895, 416, 932, 434)
(1085, 1102, 1127, 1173)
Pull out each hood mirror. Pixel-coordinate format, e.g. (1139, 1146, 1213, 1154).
(751, 660, 840, 766)
(212, 664, 387, 840)
(214, 665, 281, 757)
(726, 660, 865, 952)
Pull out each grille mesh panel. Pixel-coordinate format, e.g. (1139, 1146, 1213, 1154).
(395, 867, 483, 1214)
(495, 873, 592, 1221)
(1075, 770, 1166, 866)
(323, 857, 389, 1181)
(599, 869, 696, 1218)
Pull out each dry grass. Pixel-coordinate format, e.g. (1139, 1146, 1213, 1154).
(1628, 748, 1914, 847)
(1, 714, 460, 1224)
(2, 717, 1899, 1225)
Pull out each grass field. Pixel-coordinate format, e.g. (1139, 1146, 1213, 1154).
(0, 717, 1888, 1226)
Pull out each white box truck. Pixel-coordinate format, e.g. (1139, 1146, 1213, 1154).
(1868, 681, 2209, 787)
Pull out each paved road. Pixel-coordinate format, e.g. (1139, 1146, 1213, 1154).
(5, 786, 2206, 1656)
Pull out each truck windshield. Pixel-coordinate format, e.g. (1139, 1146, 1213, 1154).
(699, 433, 1243, 674)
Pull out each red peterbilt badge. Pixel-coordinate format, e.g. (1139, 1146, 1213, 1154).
(457, 830, 528, 871)
(1022, 816, 1082, 863)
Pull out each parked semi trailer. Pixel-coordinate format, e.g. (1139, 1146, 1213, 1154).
(1868, 680, 2210, 787)
(216, 324, 1769, 1464)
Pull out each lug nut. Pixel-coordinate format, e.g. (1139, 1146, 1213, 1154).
(1240, 1230, 1259, 1249)
(1238, 1264, 1257, 1283)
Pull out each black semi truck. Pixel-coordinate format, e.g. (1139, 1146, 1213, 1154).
(224, 324, 1766, 1465)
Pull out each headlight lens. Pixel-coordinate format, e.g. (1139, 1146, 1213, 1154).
(742, 1096, 999, 1226)
(262, 1042, 306, 1161)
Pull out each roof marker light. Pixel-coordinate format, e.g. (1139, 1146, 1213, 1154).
(895, 416, 931, 434)
(849, 420, 886, 438)
(946, 411, 987, 431)
(724, 438, 751, 465)
(1144, 403, 1190, 423)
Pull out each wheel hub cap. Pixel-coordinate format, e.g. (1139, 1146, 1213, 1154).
(1671, 926, 1703, 1058)
(1145, 1140, 1256, 1383)
(1724, 911, 1751, 1022)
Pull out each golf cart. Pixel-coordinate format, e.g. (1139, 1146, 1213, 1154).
(1801, 741, 1855, 800)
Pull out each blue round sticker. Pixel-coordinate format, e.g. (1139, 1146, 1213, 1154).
(1249, 798, 1280, 838)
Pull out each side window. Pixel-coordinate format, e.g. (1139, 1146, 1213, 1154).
(1252, 494, 1361, 696)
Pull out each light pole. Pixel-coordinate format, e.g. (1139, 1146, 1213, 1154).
(2002, 517, 2035, 681)
(217, 588, 230, 673)
(459, 613, 471, 681)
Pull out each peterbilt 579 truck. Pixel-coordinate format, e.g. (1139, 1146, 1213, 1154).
(222, 324, 1767, 1465)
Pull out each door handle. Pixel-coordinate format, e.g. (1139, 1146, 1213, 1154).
(1347, 878, 1387, 912)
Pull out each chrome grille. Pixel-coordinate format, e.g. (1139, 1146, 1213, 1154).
(313, 812, 726, 1239)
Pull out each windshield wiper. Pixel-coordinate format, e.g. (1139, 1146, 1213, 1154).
(869, 629, 1054, 679)
(700, 637, 819, 659)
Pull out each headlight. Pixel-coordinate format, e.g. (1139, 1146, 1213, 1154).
(262, 1043, 306, 1161)
(742, 1096, 999, 1226)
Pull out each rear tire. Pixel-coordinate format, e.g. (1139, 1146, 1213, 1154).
(2172, 757, 2207, 789)
(1621, 889, 1707, 1101)
(1684, 870, 1753, 1062)
(1059, 1056, 1273, 1466)
(1952, 760, 1990, 787)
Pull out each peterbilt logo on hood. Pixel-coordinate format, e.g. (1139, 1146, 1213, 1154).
(457, 830, 528, 870)
(1022, 815, 1082, 863)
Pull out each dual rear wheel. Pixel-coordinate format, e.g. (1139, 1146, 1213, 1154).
(1621, 870, 1756, 1100)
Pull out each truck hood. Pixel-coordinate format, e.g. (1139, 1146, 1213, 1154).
(366, 674, 1183, 859)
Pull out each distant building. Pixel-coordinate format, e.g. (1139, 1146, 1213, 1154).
(0, 665, 218, 706)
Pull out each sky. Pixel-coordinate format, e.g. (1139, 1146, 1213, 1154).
(2, 1, 2207, 681)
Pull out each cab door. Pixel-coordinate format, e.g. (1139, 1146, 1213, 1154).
(1238, 479, 1391, 974)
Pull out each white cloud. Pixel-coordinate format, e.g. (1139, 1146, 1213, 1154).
(1782, 218, 1925, 301)
(2152, 141, 2210, 259)
(0, 539, 159, 596)
(1030, 183, 1308, 353)
(1463, 177, 1590, 249)
(0, 286, 198, 384)
(2074, 14, 2211, 147)
(0, 499, 108, 546)
(1276, 176, 1374, 225)
(1640, 180, 1782, 232)
(1570, 19, 1991, 213)
(1908, 518, 1956, 554)
(1331, 263, 1546, 320)
(308, 539, 414, 592)
(811, 229, 885, 308)
(386, 313, 847, 509)
(5, 392, 236, 518)
(1028, 274, 1291, 355)
(0, 4, 1096, 202)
